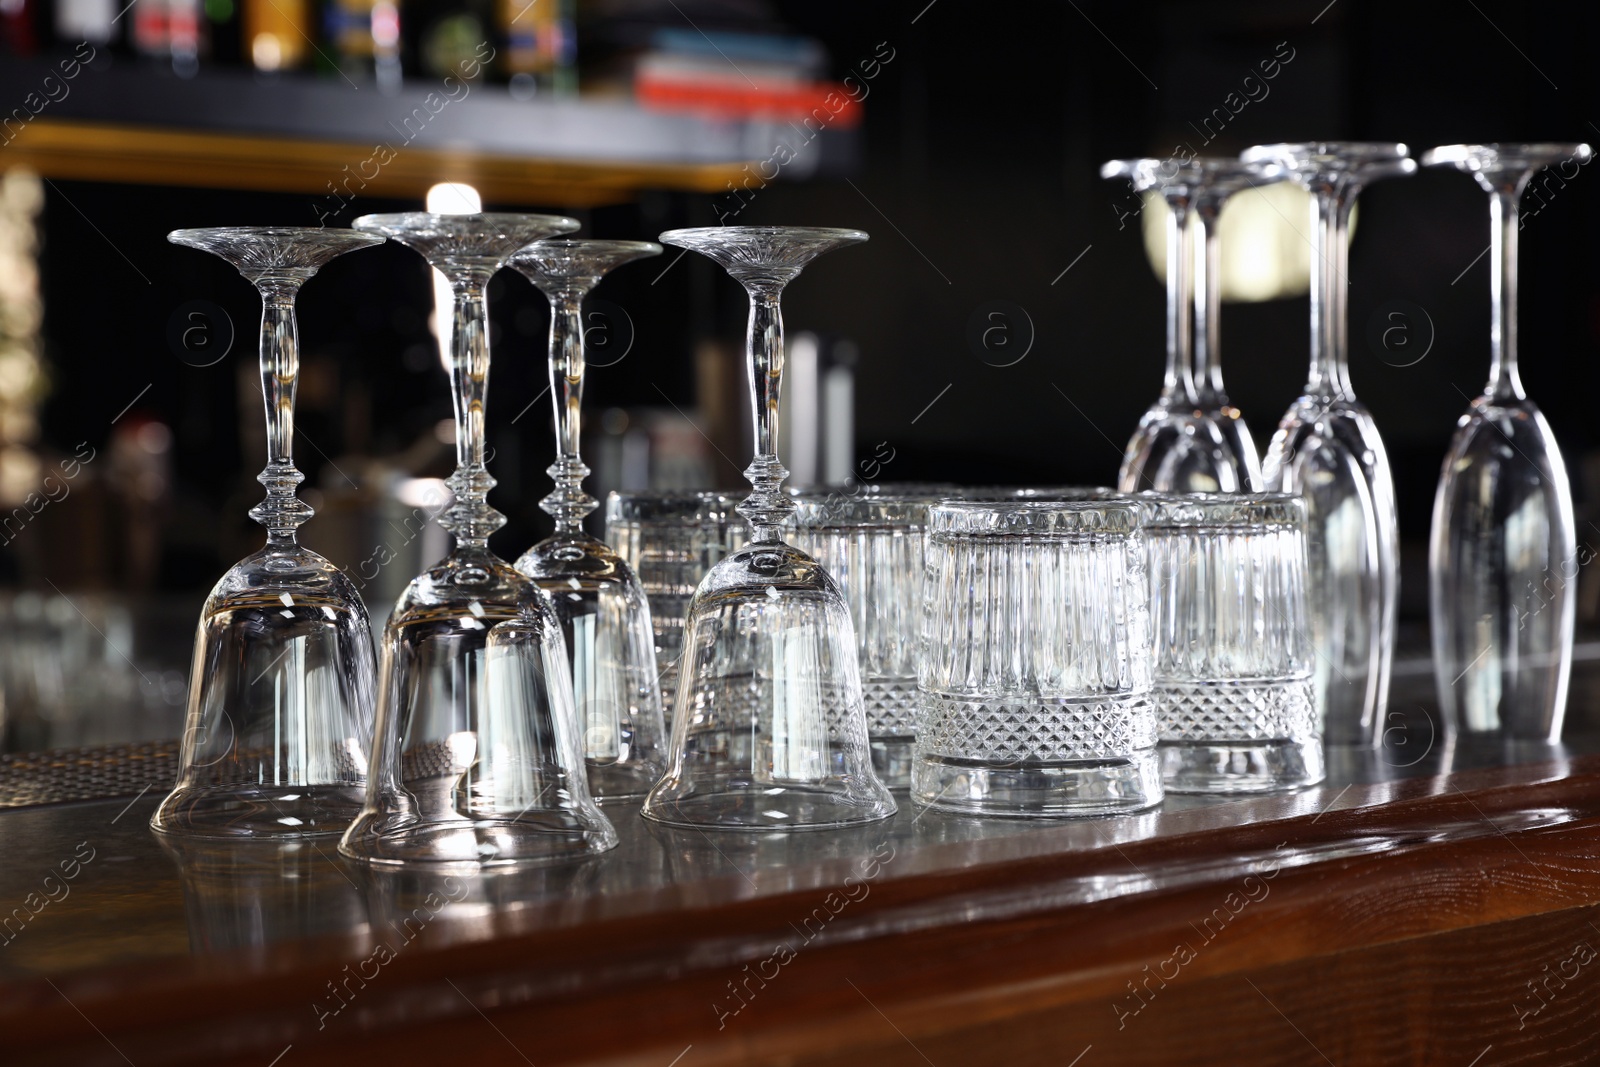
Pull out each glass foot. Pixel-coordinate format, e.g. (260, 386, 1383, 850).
(151, 783, 366, 839)
(339, 811, 618, 868)
(870, 735, 915, 791)
(642, 776, 896, 832)
(1159, 739, 1325, 794)
(912, 749, 1163, 817)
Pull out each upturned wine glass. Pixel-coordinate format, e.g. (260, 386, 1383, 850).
(1192, 158, 1274, 492)
(508, 238, 668, 801)
(1100, 158, 1253, 493)
(1423, 143, 1590, 743)
(641, 226, 896, 831)
(1241, 142, 1414, 748)
(154, 227, 383, 839)
(339, 212, 619, 867)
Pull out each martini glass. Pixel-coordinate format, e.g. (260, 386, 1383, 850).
(338, 212, 618, 867)
(508, 238, 668, 801)
(641, 226, 896, 831)
(1241, 142, 1415, 748)
(1423, 143, 1590, 743)
(153, 227, 382, 839)
(1101, 158, 1246, 493)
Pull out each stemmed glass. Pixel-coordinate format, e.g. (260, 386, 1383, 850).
(1100, 158, 1253, 493)
(1423, 143, 1590, 742)
(641, 226, 896, 830)
(1241, 142, 1414, 748)
(508, 238, 668, 800)
(1192, 159, 1273, 492)
(339, 212, 619, 867)
(154, 227, 383, 838)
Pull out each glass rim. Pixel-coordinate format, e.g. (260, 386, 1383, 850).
(604, 489, 739, 522)
(793, 495, 937, 529)
(1136, 491, 1306, 529)
(928, 498, 1141, 538)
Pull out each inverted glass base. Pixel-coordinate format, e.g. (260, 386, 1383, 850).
(911, 749, 1162, 818)
(588, 759, 663, 803)
(151, 783, 366, 839)
(338, 809, 618, 868)
(641, 778, 896, 832)
(863, 676, 917, 790)
(871, 736, 915, 791)
(1159, 738, 1325, 794)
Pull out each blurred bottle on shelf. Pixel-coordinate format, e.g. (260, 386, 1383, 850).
(497, 0, 573, 96)
(1, 0, 43, 55)
(243, 0, 310, 70)
(54, 0, 119, 48)
(322, 0, 400, 89)
(132, 0, 204, 76)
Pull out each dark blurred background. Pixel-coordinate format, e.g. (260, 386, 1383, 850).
(1, 0, 1598, 746)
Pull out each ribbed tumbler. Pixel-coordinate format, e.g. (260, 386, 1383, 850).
(914, 500, 1160, 816)
(791, 488, 937, 789)
(1141, 492, 1322, 792)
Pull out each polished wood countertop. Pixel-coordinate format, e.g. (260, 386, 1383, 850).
(1, 718, 1597, 1067)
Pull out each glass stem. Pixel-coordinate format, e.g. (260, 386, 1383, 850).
(738, 288, 793, 545)
(1331, 186, 1358, 399)
(1192, 199, 1226, 405)
(250, 277, 312, 547)
(542, 289, 594, 534)
(1488, 187, 1525, 402)
(441, 268, 505, 552)
(1304, 185, 1350, 400)
(1162, 197, 1200, 406)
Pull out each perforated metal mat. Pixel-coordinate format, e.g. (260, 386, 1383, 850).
(0, 740, 179, 808)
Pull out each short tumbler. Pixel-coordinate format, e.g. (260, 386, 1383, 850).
(791, 487, 939, 789)
(1140, 492, 1322, 792)
(914, 500, 1161, 816)
(604, 490, 740, 718)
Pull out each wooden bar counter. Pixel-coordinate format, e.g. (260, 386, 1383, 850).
(1, 686, 1598, 1065)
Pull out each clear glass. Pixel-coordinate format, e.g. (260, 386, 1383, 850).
(154, 227, 383, 839)
(641, 226, 896, 831)
(338, 213, 619, 868)
(790, 489, 940, 789)
(603, 490, 741, 721)
(1100, 158, 1262, 493)
(1422, 143, 1589, 743)
(1140, 492, 1321, 792)
(915, 500, 1161, 817)
(1241, 142, 1413, 748)
(1192, 160, 1271, 492)
(509, 238, 668, 801)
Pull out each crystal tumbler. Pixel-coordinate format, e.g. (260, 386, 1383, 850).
(791, 488, 939, 789)
(603, 490, 740, 719)
(914, 500, 1160, 816)
(1140, 492, 1322, 792)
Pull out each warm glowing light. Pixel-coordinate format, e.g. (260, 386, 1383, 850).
(1140, 182, 1312, 302)
(251, 33, 282, 71)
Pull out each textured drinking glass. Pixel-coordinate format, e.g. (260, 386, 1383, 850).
(1100, 158, 1259, 493)
(1423, 143, 1589, 742)
(642, 226, 896, 831)
(509, 238, 668, 801)
(791, 488, 939, 789)
(915, 500, 1160, 816)
(340, 213, 618, 867)
(1141, 493, 1321, 792)
(154, 227, 383, 838)
(603, 490, 740, 720)
(1242, 142, 1413, 748)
